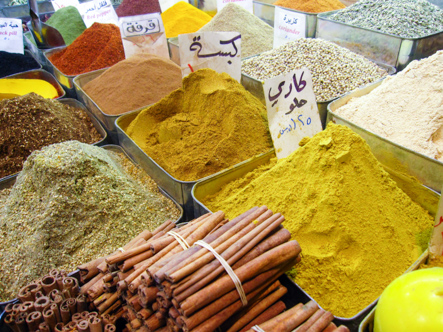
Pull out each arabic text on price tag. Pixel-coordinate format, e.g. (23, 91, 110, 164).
(78, 0, 118, 28)
(119, 13, 168, 59)
(51, 0, 80, 11)
(263, 67, 321, 159)
(430, 193, 443, 256)
(273, 6, 306, 48)
(217, 0, 253, 13)
(0, 19, 23, 54)
(179, 32, 241, 82)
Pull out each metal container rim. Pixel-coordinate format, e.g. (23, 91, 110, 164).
(43, 46, 77, 78)
(254, 0, 337, 17)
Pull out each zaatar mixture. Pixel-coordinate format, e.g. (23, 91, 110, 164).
(0, 141, 181, 301)
(0, 93, 102, 178)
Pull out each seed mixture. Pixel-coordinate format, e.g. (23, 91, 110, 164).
(242, 38, 388, 101)
(0, 141, 181, 301)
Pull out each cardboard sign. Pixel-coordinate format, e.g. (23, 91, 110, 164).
(273, 6, 306, 48)
(119, 13, 168, 59)
(430, 193, 443, 256)
(51, 0, 80, 11)
(179, 32, 241, 81)
(78, 0, 119, 28)
(0, 19, 24, 54)
(263, 67, 321, 159)
(217, 0, 253, 13)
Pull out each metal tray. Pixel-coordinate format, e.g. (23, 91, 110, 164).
(116, 109, 275, 221)
(0, 49, 42, 78)
(240, 56, 395, 128)
(23, 31, 52, 71)
(3, 68, 65, 99)
(316, 6, 443, 71)
(0, 98, 108, 182)
(327, 80, 443, 193)
(192, 150, 440, 332)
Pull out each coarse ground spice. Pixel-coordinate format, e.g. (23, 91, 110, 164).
(83, 53, 182, 115)
(0, 93, 102, 178)
(116, 0, 161, 17)
(198, 3, 274, 58)
(0, 51, 40, 78)
(241, 38, 388, 102)
(125, 69, 272, 181)
(0, 141, 181, 301)
(49, 23, 125, 76)
(46, 6, 86, 46)
(328, 0, 443, 38)
(202, 123, 434, 318)
(333, 51, 443, 162)
(273, 0, 345, 13)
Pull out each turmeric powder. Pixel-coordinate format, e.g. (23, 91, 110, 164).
(203, 123, 434, 318)
(273, 0, 345, 13)
(0, 78, 59, 100)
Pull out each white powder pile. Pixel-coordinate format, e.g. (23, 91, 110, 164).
(334, 51, 443, 161)
(198, 3, 274, 58)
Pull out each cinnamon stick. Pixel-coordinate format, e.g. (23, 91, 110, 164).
(239, 301, 286, 332)
(322, 323, 338, 332)
(292, 309, 325, 332)
(80, 273, 104, 295)
(78, 257, 105, 282)
(331, 326, 350, 332)
(305, 311, 334, 332)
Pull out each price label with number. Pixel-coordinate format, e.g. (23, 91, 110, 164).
(179, 32, 241, 81)
(217, 0, 252, 13)
(263, 67, 321, 159)
(0, 19, 24, 54)
(78, 0, 118, 28)
(430, 194, 443, 256)
(51, 0, 80, 11)
(119, 13, 168, 59)
(273, 6, 306, 48)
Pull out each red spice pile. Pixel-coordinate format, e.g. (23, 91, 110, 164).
(116, 0, 161, 17)
(49, 22, 125, 76)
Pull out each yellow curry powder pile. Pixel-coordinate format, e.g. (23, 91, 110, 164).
(125, 68, 272, 181)
(203, 123, 433, 318)
(273, 0, 345, 13)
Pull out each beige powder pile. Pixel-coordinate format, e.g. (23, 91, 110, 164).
(334, 51, 443, 160)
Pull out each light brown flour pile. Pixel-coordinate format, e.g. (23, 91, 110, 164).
(334, 51, 443, 160)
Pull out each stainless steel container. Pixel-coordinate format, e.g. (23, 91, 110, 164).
(3, 68, 65, 99)
(116, 110, 274, 221)
(327, 80, 443, 193)
(0, 1, 53, 21)
(192, 149, 439, 331)
(43, 46, 78, 97)
(167, 37, 180, 66)
(23, 33, 50, 70)
(317, 5, 443, 71)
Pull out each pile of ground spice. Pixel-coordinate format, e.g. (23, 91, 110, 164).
(49, 23, 125, 76)
(334, 51, 443, 161)
(46, 6, 86, 45)
(0, 141, 181, 301)
(125, 68, 272, 181)
(83, 54, 182, 115)
(273, 0, 345, 13)
(0, 93, 102, 178)
(116, 0, 161, 17)
(202, 123, 434, 318)
(198, 3, 273, 58)
(0, 51, 40, 78)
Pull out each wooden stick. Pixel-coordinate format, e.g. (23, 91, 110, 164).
(239, 301, 286, 332)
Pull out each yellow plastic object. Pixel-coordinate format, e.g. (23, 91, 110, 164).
(0, 78, 59, 100)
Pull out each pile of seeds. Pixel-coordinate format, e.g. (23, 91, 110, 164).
(242, 38, 388, 101)
(0, 141, 181, 301)
(328, 0, 443, 38)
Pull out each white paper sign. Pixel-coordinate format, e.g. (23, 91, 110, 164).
(51, 0, 80, 11)
(78, 0, 118, 28)
(217, 0, 252, 13)
(0, 19, 24, 54)
(273, 6, 306, 48)
(179, 32, 241, 82)
(263, 67, 321, 159)
(119, 14, 169, 59)
(430, 193, 443, 256)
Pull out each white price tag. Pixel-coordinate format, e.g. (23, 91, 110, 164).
(273, 6, 306, 48)
(78, 0, 118, 28)
(217, 0, 252, 13)
(119, 14, 168, 59)
(0, 19, 24, 54)
(430, 193, 443, 256)
(263, 67, 321, 159)
(51, 0, 80, 11)
(179, 32, 241, 82)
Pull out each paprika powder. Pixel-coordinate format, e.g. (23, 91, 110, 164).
(49, 23, 125, 76)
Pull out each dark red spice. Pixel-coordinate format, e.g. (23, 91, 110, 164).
(116, 0, 161, 17)
(49, 23, 125, 76)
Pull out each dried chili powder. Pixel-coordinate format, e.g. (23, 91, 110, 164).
(0, 93, 102, 178)
(116, 0, 161, 17)
(49, 22, 125, 76)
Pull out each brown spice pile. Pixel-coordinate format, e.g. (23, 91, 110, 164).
(0, 93, 102, 178)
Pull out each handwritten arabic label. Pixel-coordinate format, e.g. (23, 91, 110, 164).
(179, 32, 241, 82)
(217, 0, 252, 13)
(263, 67, 321, 159)
(273, 6, 306, 48)
(51, 0, 80, 11)
(78, 0, 118, 28)
(0, 18, 24, 54)
(119, 13, 168, 59)
(430, 193, 443, 256)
